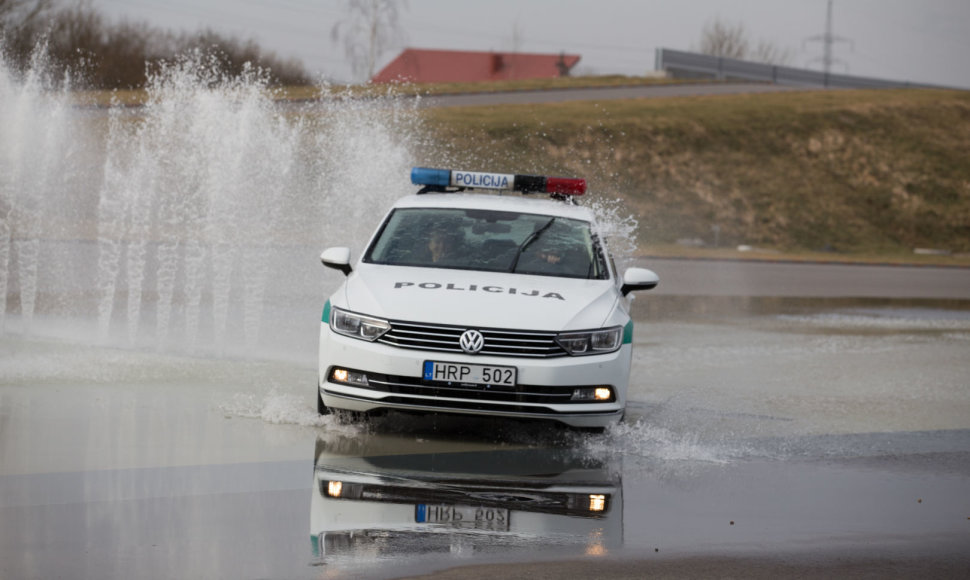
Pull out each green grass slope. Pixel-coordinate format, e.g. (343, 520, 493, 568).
(420, 88, 970, 258)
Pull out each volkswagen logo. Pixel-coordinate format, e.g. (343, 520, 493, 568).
(459, 329, 485, 354)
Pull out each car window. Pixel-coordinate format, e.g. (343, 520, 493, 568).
(364, 207, 608, 279)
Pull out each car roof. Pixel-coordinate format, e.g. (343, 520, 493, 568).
(389, 192, 598, 223)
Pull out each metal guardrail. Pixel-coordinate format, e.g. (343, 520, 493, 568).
(655, 47, 949, 90)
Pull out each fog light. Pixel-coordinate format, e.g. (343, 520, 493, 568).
(321, 481, 363, 500)
(570, 386, 613, 402)
(589, 494, 607, 512)
(331, 368, 369, 387)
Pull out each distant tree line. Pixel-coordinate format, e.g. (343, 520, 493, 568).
(0, 0, 312, 88)
(697, 17, 793, 66)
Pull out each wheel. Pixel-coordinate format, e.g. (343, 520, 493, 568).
(316, 387, 330, 415)
(332, 409, 365, 424)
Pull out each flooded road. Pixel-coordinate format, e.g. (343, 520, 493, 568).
(2, 294, 969, 579)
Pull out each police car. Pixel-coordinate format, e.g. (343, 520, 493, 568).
(318, 168, 659, 429)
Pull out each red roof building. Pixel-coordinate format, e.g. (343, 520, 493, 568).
(372, 48, 581, 84)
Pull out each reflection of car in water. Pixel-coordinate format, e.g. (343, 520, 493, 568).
(310, 436, 623, 566)
(318, 168, 659, 429)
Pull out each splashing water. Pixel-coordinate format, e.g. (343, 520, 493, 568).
(220, 389, 335, 428)
(1, 48, 422, 357)
(588, 196, 639, 270)
(94, 53, 306, 350)
(0, 48, 83, 334)
(1, 46, 639, 362)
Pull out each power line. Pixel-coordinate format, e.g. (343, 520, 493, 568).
(400, 17, 652, 55)
(803, 0, 853, 81)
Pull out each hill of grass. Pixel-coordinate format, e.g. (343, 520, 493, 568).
(77, 74, 681, 105)
(418, 87, 970, 260)
(74, 78, 970, 262)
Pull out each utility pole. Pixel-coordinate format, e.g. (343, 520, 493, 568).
(804, 0, 853, 86)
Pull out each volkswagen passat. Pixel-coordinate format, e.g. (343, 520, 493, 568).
(318, 168, 658, 429)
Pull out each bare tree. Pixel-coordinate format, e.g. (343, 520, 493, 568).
(751, 39, 794, 66)
(699, 17, 748, 60)
(331, 0, 406, 82)
(1, 0, 311, 88)
(173, 28, 311, 87)
(0, 0, 51, 26)
(698, 17, 793, 65)
(0, 0, 53, 62)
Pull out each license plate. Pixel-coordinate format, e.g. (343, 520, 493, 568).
(423, 361, 516, 386)
(415, 504, 510, 531)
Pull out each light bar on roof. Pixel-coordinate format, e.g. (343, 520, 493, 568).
(411, 167, 586, 196)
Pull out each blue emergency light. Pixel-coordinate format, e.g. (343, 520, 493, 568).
(411, 167, 586, 196)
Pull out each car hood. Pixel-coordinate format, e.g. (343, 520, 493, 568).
(337, 264, 619, 331)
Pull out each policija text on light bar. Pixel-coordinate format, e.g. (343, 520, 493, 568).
(411, 167, 587, 196)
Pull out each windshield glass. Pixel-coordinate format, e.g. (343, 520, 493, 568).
(364, 207, 608, 279)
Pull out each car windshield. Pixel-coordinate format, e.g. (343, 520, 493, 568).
(364, 207, 608, 279)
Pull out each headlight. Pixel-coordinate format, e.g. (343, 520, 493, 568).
(330, 307, 390, 341)
(556, 327, 622, 356)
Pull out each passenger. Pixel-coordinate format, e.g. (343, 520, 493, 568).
(518, 245, 591, 277)
(534, 247, 561, 264)
(517, 245, 562, 273)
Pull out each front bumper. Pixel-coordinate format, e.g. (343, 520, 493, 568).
(318, 325, 630, 428)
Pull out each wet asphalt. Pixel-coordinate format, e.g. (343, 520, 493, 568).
(2, 263, 969, 578)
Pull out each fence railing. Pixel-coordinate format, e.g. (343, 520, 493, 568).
(655, 48, 947, 90)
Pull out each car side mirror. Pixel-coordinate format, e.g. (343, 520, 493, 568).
(320, 247, 353, 276)
(621, 267, 659, 296)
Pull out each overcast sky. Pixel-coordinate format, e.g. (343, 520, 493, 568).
(94, 0, 970, 88)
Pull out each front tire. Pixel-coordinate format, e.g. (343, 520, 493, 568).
(316, 388, 363, 424)
(332, 409, 365, 424)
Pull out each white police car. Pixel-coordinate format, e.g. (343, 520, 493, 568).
(318, 168, 658, 429)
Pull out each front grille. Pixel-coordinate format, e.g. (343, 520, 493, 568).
(379, 320, 566, 358)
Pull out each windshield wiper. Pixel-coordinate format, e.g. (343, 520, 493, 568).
(509, 217, 556, 272)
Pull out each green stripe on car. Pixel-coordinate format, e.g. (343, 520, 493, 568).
(623, 320, 634, 344)
(321, 300, 331, 323)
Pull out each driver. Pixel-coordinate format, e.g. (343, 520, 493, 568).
(428, 229, 460, 264)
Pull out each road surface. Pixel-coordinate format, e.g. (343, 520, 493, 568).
(643, 257, 970, 299)
(419, 82, 799, 108)
(2, 257, 969, 579)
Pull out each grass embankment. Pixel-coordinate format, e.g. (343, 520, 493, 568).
(72, 74, 681, 106)
(286, 74, 683, 99)
(420, 88, 970, 265)
(72, 78, 970, 264)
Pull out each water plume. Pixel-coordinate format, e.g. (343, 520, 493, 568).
(0, 46, 81, 334)
(2, 46, 422, 359)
